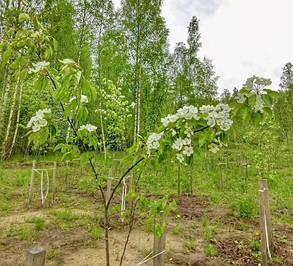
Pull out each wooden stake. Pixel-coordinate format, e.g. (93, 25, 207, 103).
(190, 165, 193, 195)
(259, 180, 268, 266)
(29, 160, 36, 205)
(53, 162, 57, 199)
(106, 168, 113, 204)
(153, 213, 166, 266)
(25, 246, 46, 266)
(261, 180, 274, 252)
(177, 162, 181, 199)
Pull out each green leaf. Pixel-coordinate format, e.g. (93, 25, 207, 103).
(54, 143, 64, 152)
(248, 94, 256, 107)
(39, 131, 48, 145)
(198, 133, 207, 147)
(261, 94, 273, 108)
(252, 112, 261, 126)
(263, 89, 279, 98)
(49, 125, 57, 138)
(19, 13, 30, 23)
(169, 200, 177, 211)
(2, 47, 12, 66)
(241, 106, 249, 121)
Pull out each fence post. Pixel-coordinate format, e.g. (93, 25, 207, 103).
(261, 179, 274, 252)
(259, 180, 268, 266)
(25, 246, 46, 266)
(29, 160, 36, 205)
(53, 162, 57, 199)
(106, 168, 113, 204)
(177, 162, 181, 199)
(153, 213, 166, 266)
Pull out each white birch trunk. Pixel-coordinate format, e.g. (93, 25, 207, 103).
(7, 83, 23, 158)
(0, 72, 10, 135)
(1, 74, 19, 159)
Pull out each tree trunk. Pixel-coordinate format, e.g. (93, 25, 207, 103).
(0, 71, 10, 138)
(1, 73, 19, 159)
(7, 82, 23, 158)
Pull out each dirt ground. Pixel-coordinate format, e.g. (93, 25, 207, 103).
(1, 192, 293, 266)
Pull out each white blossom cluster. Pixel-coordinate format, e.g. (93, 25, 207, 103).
(28, 61, 50, 74)
(27, 108, 51, 132)
(161, 106, 200, 127)
(146, 133, 163, 156)
(200, 104, 233, 131)
(254, 95, 264, 113)
(79, 124, 97, 133)
(147, 103, 234, 162)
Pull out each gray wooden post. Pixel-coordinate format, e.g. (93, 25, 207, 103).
(259, 180, 268, 266)
(261, 179, 274, 252)
(29, 160, 36, 205)
(53, 162, 57, 199)
(153, 213, 166, 266)
(25, 246, 46, 266)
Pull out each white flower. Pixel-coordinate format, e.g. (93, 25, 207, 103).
(176, 106, 199, 120)
(146, 133, 163, 156)
(183, 146, 193, 156)
(235, 93, 246, 104)
(184, 124, 193, 137)
(172, 138, 185, 151)
(208, 143, 219, 153)
(28, 61, 50, 74)
(80, 95, 88, 103)
(254, 95, 264, 112)
(176, 153, 184, 163)
(79, 124, 97, 133)
(161, 114, 178, 127)
(171, 129, 176, 136)
(27, 108, 51, 132)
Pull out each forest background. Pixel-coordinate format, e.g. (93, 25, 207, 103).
(0, 0, 293, 160)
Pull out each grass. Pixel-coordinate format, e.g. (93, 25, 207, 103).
(205, 243, 218, 256)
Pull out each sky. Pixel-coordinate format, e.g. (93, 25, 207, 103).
(112, 0, 293, 94)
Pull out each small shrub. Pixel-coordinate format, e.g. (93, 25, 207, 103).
(171, 224, 181, 235)
(251, 239, 261, 252)
(205, 243, 217, 256)
(31, 218, 45, 231)
(238, 198, 255, 218)
(183, 239, 196, 254)
(88, 225, 103, 240)
(47, 248, 58, 260)
(202, 216, 208, 228)
(18, 226, 31, 240)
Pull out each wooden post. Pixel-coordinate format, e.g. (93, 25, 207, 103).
(177, 162, 181, 199)
(53, 162, 57, 200)
(190, 165, 193, 195)
(259, 180, 268, 266)
(65, 161, 69, 184)
(29, 160, 36, 205)
(106, 168, 113, 204)
(25, 246, 46, 266)
(261, 180, 274, 252)
(153, 213, 166, 266)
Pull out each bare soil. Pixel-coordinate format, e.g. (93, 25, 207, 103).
(1, 192, 293, 265)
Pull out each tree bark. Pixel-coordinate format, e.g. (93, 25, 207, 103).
(7, 82, 23, 158)
(1, 73, 19, 159)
